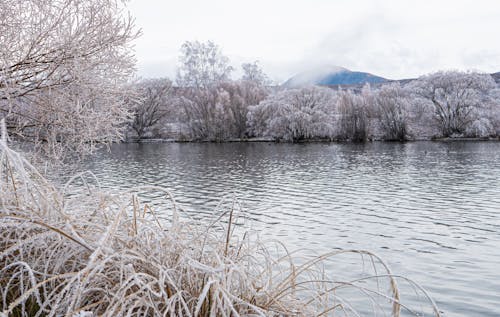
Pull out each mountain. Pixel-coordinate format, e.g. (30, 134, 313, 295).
(283, 66, 388, 87)
(283, 66, 500, 88)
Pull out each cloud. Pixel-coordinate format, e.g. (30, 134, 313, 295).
(287, 1, 500, 79)
(130, 0, 500, 81)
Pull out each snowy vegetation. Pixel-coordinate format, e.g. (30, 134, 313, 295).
(129, 78, 174, 139)
(0, 0, 139, 159)
(1, 2, 498, 146)
(336, 87, 372, 142)
(173, 42, 269, 141)
(410, 71, 497, 137)
(127, 41, 500, 142)
(247, 86, 336, 141)
(374, 83, 412, 141)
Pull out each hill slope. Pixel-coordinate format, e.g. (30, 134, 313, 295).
(284, 66, 387, 87)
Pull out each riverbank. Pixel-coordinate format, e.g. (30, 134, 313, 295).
(126, 136, 500, 143)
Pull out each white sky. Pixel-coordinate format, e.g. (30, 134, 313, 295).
(128, 0, 500, 83)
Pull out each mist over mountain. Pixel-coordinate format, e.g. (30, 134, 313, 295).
(283, 66, 388, 87)
(283, 65, 500, 88)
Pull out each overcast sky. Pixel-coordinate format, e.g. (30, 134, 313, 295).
(129, 0, 500, 83)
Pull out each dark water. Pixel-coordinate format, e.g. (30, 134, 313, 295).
(77, 142, 500, 316)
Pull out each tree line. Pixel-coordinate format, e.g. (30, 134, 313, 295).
(130, 41, 500, 142)
(1, 0, 499, 161)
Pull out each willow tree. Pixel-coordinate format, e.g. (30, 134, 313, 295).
(0, 0, 139, 158)
(247, 86, 336, 141)
(412, 71, 495, 137)
(336, 89, 370, 142)
(375, 83, 411, 141)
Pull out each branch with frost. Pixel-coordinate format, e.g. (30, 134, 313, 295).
(129, 78, 173, 139)
(0, 0, 139, 159)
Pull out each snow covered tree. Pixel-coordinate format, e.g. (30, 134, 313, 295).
(336, 89, 369, 142)
(130, 78, 173, 139)
(175, 42, 269, 140)
(177, 81, 268, 140)
(219, 81, 269, 138)
(176, 41, 233, 89)
(176, 86, 230, 140)
(176, 41, 235, 140)
(0, 0, 139, 159)
(241, 61, 270, 86)
(375, 83, 411, 141)
(465, 117, 494, 137)
(487, 87, 500, 136)
(247, 86, 336, 141)
(412, 71, 495, 137)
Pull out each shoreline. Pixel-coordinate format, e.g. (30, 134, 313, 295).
(124, 136, 500, 144)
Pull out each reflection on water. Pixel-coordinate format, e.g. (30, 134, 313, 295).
(76, 141, 500, 317)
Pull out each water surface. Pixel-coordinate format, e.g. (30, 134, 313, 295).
(77, 142, 500, 316)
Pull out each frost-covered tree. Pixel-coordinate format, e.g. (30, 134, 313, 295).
(211, 62, 271, 138)
(130, 78, 173, 139)
(176, 86, 230, 140)
(176, 41, 234, 140)
(487, 87, 500, 136)
(175, 42, 269, 140)
(0, 0, 139, 158)
(247, 86, 335, 141)
(219, 81, 269, 138)
(412, 71, 495, 137)
(177, 81, 268, 140)
(336, 89, 369, 142)
(375, 83, 411, 141)
(241, 61, 270, 86)
(176, 41, 233, 89)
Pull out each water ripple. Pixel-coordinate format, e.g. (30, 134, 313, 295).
(72, 141, 500, 317)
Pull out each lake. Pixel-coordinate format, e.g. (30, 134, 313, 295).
(76, 141, 500, 316)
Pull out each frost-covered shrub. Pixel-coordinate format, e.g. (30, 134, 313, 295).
(247, 86, 336, 141)
(465, 118, 494, 137)
(404, 95, 441, 140)
(485, 88, 500, 136)
(219, 81, 269, 138)
(177, 86, 231, 140)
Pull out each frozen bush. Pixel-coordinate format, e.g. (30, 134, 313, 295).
(247, 86, 336, 141)
(465, 118, 494, 137)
